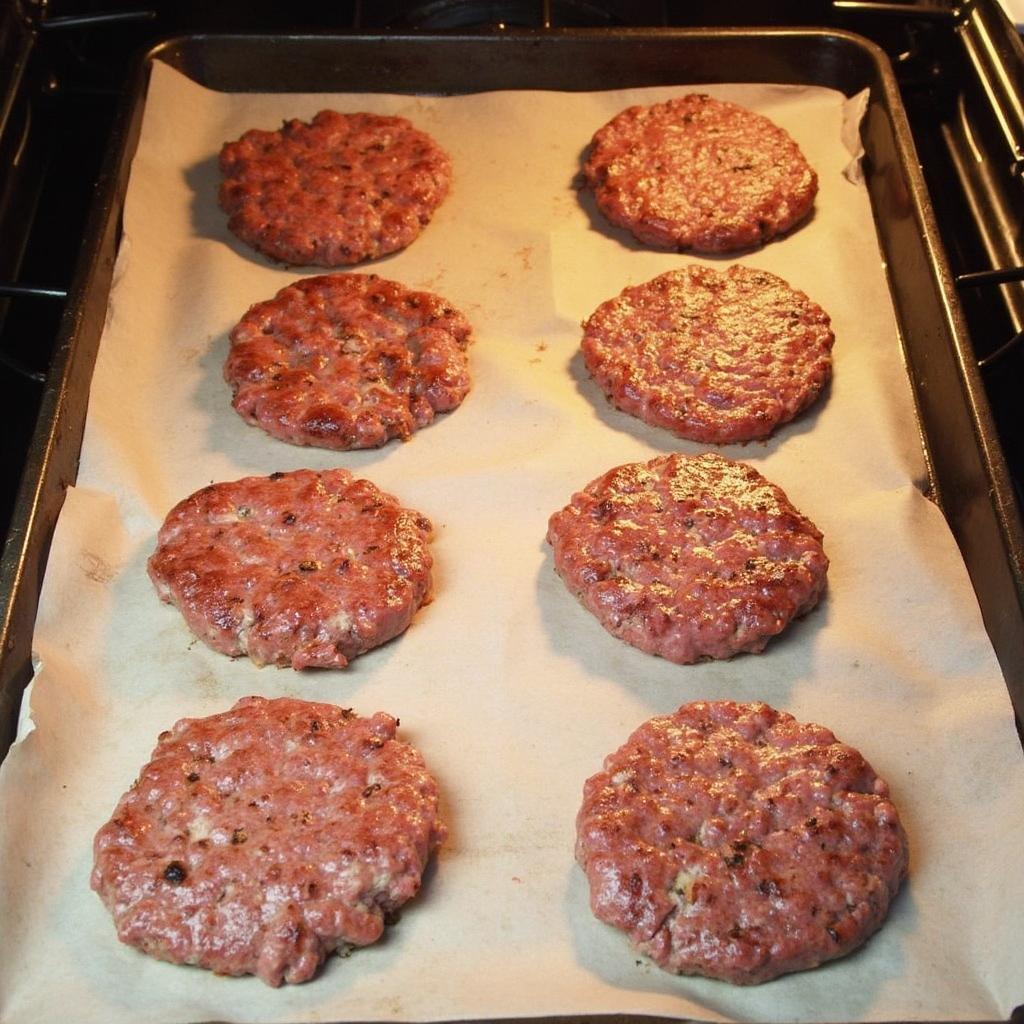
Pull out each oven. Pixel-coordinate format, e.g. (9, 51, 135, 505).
(3, 0, 1023, 740)
(0, 2, 1021, 1022)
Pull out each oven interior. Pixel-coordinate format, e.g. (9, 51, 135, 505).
(0, 7, 1021, 1023)
(1, 0, 1023, 755)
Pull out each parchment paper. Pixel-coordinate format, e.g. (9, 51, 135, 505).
(1, 61, 1021, 1024)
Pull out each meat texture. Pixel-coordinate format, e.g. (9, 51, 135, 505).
(584, 94, 817, 253)
(92, 696, 446, 986)
(219, 110, 452, 266)
(225, 273, 473, 450)
(547, 453, 827, 663)
(148, 468, 433, 669)
(576, 700, 908, 984)
(581, 265, 834, 444)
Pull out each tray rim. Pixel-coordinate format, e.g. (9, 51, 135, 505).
(0, 29, 1019, 1022)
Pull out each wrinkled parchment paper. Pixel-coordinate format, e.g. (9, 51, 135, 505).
(1, 61, 1022, 1024)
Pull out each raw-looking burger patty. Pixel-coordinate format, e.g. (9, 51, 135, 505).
(581, 265, 834, 444)
(546, 453, 827, 663)
(584, 94, 817, 253)
(147, 468, 432, 669)
(92, 696, 446, 986)
(225, 273, 473, 450)
(218, 110, 452, 266)
(576, 700, 909, 984)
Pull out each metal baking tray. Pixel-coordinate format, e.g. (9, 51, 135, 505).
(2, 27, 1021, 760)
(0, 23, 1021, 1024)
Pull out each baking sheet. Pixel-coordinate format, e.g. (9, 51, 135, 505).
(0, 60, 1022, 1024)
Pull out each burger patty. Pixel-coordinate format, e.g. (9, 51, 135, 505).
(581, 265, 834, 444)
(147, 468, 433, 669)
(576, 700, 909, 984)
(584, 94, 817, 253)
(218, 110, 452, 267)
(546, 453, 827, 663)
(224, 273, 473, 450)
(91, 696, 446, 986)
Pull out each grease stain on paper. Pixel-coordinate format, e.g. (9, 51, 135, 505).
(80, 551, 115, 585)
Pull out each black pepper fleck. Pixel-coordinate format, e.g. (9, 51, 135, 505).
(163, 861, 187, 884)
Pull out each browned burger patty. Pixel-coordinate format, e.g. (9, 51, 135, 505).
(546, 453, 827, 663)
(576, 700, 909, 984)
(147, 469, 432, 669)
(581, 265, 834, 444)
(225, 273, 473, 450)
(218, 110, 452, 266)
(584, 94, 817, 253)
(92, 696, 446, 986)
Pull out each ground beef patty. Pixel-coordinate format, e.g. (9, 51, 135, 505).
(546, 453, 827, 663)
(225, 273, 473, 450)
(148, 468, 432, 669)
(581, 265, 834, 444)
(576, 700, 909, 984)
(92, 696, 446, 986)
(219, 110, 452, 266)
(584, 94, 817, 253)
